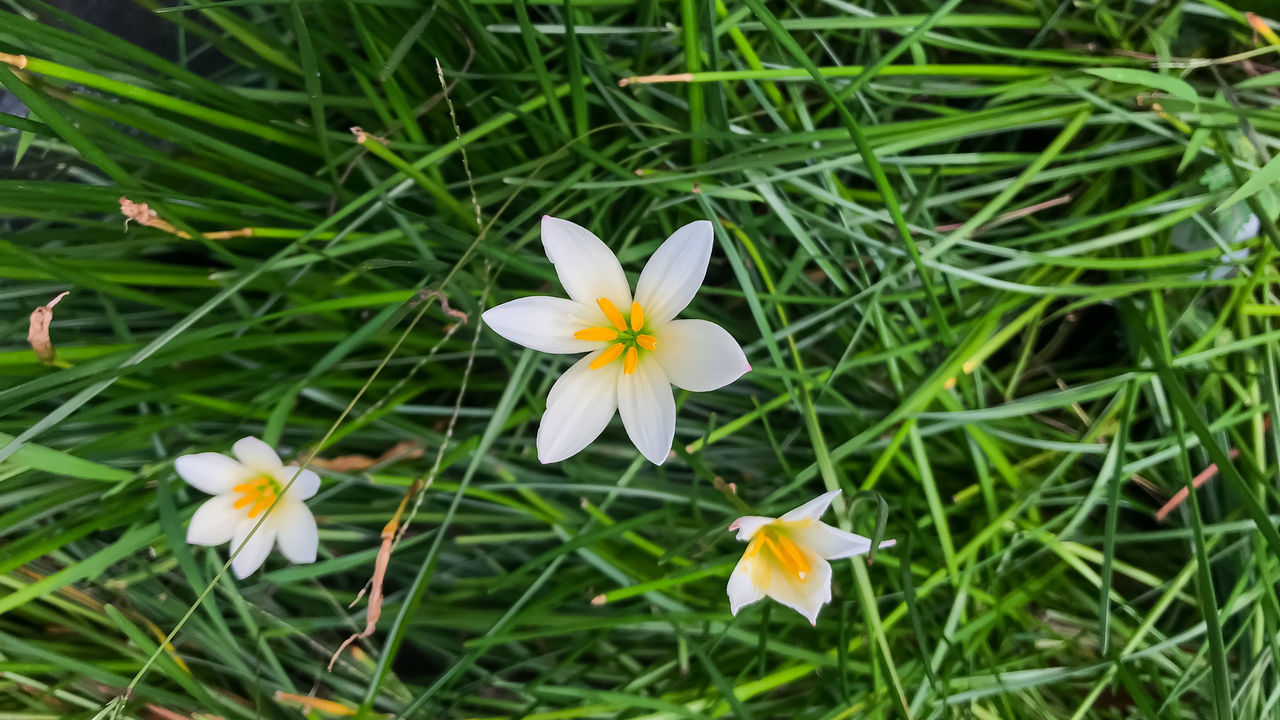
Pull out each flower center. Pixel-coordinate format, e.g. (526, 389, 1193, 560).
(231, 475, 281, 519)
(744, 525, 811, 581)
(574, 297, 658, 375)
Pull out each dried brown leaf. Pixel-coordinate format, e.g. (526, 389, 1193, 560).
(119, 197, 252, 240)
(28, 291, 69, 365)
(310, 440, 424, 472)
(328, 478, 424, 670)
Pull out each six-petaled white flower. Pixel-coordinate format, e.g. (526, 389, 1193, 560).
(482, 216, 750, 465)
(727, 489, 895, 625)
(175, 437, 320, 578)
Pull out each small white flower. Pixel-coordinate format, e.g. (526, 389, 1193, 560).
(482, 216, 750, 465)
(726, 489, 895, 625)
(175, 437, 320, 578)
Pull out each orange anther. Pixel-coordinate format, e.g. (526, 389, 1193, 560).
(590, 343, 625, 369)
(574, 326, 619, 342)
(629, 302, 645, 332)
(596, 297, 628, 332)
(624, 346, 639, 375)
(636, 334, 657, 351)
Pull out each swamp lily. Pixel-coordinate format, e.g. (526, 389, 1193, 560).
(727, 489, 894, 625)
(482, 216, 750, 465)
(175, 437, 320, 578)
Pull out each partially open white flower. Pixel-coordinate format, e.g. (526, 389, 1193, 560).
(727, 490, 894, 625)
(482, 216, 750, 465)
(175, 437, 320, 578)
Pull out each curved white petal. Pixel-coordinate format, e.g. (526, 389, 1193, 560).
(617, 358, 676, 465)
(186, 494, 241, 546)
(728, 516, 774, 542)
(764, 553, 832, 626)
(790, 521, 879, 560)
(175, 453, 252, 495)
(653, 319, 749, 392)
(229, 514, 278, 578)
(273, 466, 320, 500)
(482, 296, 603, 355)
(780, 489, 842, 523)
(541, 216, 631, 310)
(233, 437, 283, 473)
(727, 553, 767, 616)
(537, 351, 621, 463)
(634, 220, 714, 326)
(274, 500, 319, 564)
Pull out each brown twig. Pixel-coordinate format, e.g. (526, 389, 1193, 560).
(1155, 415, 1273, 522)
(618, 72, 694, 87)
(0, 51, 28, 69)
(327, 286, 482, 671)
(119, 197, 252, 240)
(934, 193, 1074, 234)
(1154, 449, 1239, 523)
(327, 478, 423, 670)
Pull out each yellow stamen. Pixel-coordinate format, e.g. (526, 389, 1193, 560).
(574, 326, 618, 342)
(636, 334, 657, 351)
(624, 346, 639, 375)
(597, 297, 627, 331)
(629, 302, 644, 331)
(248, 496, 273, 519)
(591, 343, 625, 369)
(773, 534, 812, 580)
(746, 526, 812, 581)
(232, 476, 279, 519)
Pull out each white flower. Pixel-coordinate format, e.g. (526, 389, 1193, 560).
(175, 437, 320, 578)
(726, 489, 895, 625)
(482, 216, 750, 465)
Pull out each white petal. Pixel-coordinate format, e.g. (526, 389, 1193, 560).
(232, 437, 283, 473)
(537, 351, 621, 463)
(273, 466, 320, 500)
(174, 453, 252, 495)
(727, 553, 766, 616)
(541, 216, 631, 310)
(764, 553, 832, 626)
(274, 500, 319, 564)
(653, 319, 750, 392)
(790, 521, 884, 560)
(186, 495, 241, 546)
(634, 220, 713, 326)
(779, 489, 842, 523)
(617, 358, 676, 465)
(481, 296, 603, 355)
(728, 516, 774, 542)
(229, 515, 277, 578)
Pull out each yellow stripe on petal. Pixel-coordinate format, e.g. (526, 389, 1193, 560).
(772, 534, 812, 580)
(596, 297, 628, 331)
(749, 526, 813, 581)
(590, 343, 625, 369)
(574, 326, 618, 342)
(629, 302, 644, 331)
(623, 346, 639, 375)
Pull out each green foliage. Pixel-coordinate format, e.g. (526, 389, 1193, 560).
(2, 1, 1280, 718)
